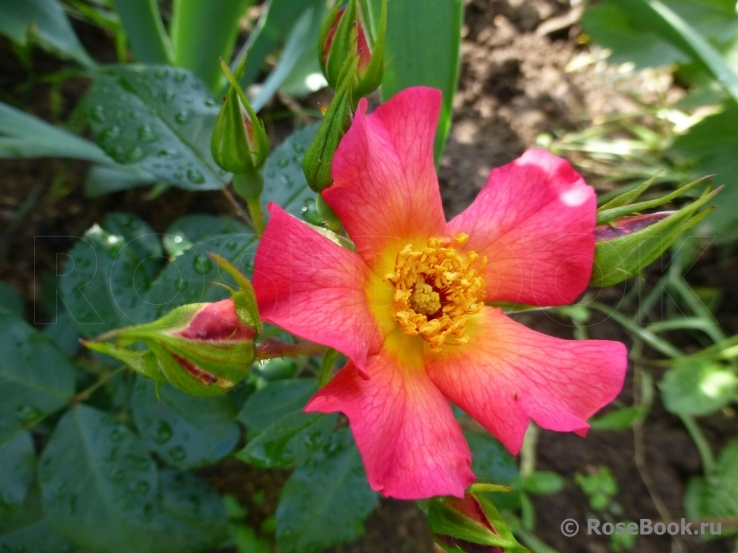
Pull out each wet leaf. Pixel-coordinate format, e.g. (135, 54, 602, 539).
(0, 311, 75, 444)
(276, 428, 377, 553)
(85, 65, 228, 191)
(261, 123, 320, 223)
(132, 376, 241, 470)
(0, 432, 35, 521)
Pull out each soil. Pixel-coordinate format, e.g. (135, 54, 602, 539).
(1, 1, 736, 553)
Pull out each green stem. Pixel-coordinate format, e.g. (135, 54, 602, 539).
(680, 414, 716, 477)
(246, 198, 265, 237)
(255, 339, 326, 361)
(0, 366, 126, 449)
(71, 367, 126, 405)
(318, 348, 338, 388)
(519, 423, 538, 477)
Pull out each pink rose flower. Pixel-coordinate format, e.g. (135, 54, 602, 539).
(253, 87, 627, 499)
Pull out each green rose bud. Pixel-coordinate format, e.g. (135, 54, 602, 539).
(211, 56, 270, 175)
(320, 0, 386, 99)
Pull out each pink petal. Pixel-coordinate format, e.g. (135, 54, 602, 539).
(447, 149, 596, 306)
(305, 335, 474, 499)
(425, 307, 627, 454)
(324, 87, 447, 269)
(254, 204, 382, 371)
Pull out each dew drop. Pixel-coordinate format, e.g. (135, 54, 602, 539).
(277, 158, 290, 168)
(13, 405, 41, 423)
(168, 446, 186, 462)
(137, 125, 158, 143)
(91, 105, 106, 122)
(154, 420, 173, 444)
(102, 125, 121, 142)
(127, 147, 146, 162)
(186, 168, 205, 184)
(175, 279, 188, 291)
(192, 255, 212, 274)
(175, 111, 189, 124)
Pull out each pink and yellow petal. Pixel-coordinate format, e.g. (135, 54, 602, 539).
(447, 149, 596, 306)
(425, 307, 627, 454)
(254, 204, 382, 370)
(305, 331, 474, 499)
(324, 87, 447, 269)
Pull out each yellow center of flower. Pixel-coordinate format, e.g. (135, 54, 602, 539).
(383, 233, 486, 352)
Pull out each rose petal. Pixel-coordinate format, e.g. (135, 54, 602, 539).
(306, 332, 474, 499)
(425, 307, 627, 454)
(447, 149, 596, 306)
(254, 204, 382, 371)
(324, 87, 447, 270)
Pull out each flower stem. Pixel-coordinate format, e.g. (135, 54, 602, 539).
(255, 339, 326, 360)
(681, 414, 716, 477)
(246, 197, 266, 237)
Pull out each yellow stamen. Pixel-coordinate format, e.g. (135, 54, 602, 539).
(382, 234, 486, 352)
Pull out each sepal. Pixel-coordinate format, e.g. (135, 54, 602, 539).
(428, 488, 529, 552)
(591, 178, 719, 287)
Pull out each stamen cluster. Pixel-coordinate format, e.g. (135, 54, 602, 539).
(383, 233, 486, 351)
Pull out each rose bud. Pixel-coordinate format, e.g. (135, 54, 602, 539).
(319, 0, 386, 99)
(211, 56, 270, 177)
(428, 491, 526, 552)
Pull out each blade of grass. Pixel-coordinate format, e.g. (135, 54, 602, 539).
(232, 0, 322, 89)
(170, 0, 253, 91)
(109, 0, 172, 63)
(251, 7, 321, 112)
(0, 0, 94, 66)
(620, 0, 738, 104)
(376, 0, 464, 162)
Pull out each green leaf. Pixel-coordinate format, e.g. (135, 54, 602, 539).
(131, 376, 241, 470)
(0, 485, 81, 553)
(661, 362, 738, 416)
(671, 101, 738, 241)
(85, 65, 229, 191)
(378, 0, 463, 160)
(149, 469, 229, 553)
(237, 410, 337, 469)
(581, 3, 688, 68)
(84, 164, 158, 197)
(251, 6, 324, 112)
(0, 432, 35, 520)
(0, 101, 110, 163)
(617, 0, 738, 104)
(521, 472, 565, 496)
(162, 215, 250, 258)
(59, 219, 155, 338)
(238, 378, 318, 435)
(38, 405, 161, 553)
(0, 281, 24, 318)
(589, 406, 643, 430)
(170, 0, 253, 91)
(39, 405, 228, 553)
(0, 311, 75, 444)
(109, 0, 172, 64)
(261, 123, 320, 222)
(135, 232, 256, 323)
(276, 428, 378, 553)
(0, 0, 93, 66)
(103, 212, 163, 279)
(685, 438, 738, 526)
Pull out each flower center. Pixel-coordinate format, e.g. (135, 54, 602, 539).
(383, 233, 486, 352)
